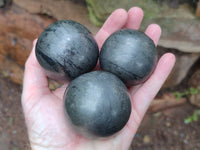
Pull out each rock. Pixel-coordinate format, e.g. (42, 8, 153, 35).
(0, 1, 95, 86)
(189, 94, 200, 107)
(164, 53, 199, 87)
(158, 47, 200, 88)
(166, 122, 171, 127)
(13, 0, 99, 34)
(149, 93, 187, 112)
(196, 0, 200, 17)
(86, 0, 195, 26)
(0, 54, 23, 85)
(143, 135, 151, 144)
(155, 18, 200, 53)
(188, 68, 200, 87)
(86, 0, 200, 53)
(188, 69, 200, 107)
(0, 3, 55, 84)
(14, 0, 200, 53)
(0, 3, 54, 66)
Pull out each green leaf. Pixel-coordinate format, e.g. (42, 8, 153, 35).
(13, 147, 19, 150)
(192, 115, 198, 121)
(184, 117, 192, 124)
(9, 117, 13, 124)
(194, 110, 200, 115)
(173, 92, 183, 100)
(184, 109, 200, 124)
(189, 87, 198, 95)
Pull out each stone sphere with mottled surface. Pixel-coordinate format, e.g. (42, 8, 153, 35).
(100, 29, 157, 86)
(35, 20, 99, 82)
(64, 71, 131, 137)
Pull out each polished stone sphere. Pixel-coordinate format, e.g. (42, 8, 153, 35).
(35, 20, 99, 82)
(100, 29, 157, 86)
(64, 71, 131, 137)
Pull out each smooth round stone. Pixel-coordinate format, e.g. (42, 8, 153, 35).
(99, 29, 157, 86)
(64, 71, 131, 137)
(35, 20, 99, 82)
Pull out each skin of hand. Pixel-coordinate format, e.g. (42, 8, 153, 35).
(22, 7, 176, 150)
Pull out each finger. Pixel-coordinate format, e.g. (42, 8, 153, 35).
(95, 8, 128, 49)
(22, 39, 50, 103)
(145, 24, 162, 46)
(128, 24, 162, 96)
(130, 53, 175, 122)
(125, 7, 144, 29)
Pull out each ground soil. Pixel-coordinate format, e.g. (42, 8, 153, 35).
(131, 104, 200, 150)
(0, 74, 29, 150)
(0, 73, 200, 150)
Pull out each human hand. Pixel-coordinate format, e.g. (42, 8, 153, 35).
(22, 7, 175, 150)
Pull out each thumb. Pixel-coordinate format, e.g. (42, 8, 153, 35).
(22, 39, 50, 107)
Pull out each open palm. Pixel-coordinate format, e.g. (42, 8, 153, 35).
(22, 7, 175, 150)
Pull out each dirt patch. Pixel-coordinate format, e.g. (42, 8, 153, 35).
(131, 104, 200, 150)
(0, 73, 30, 150)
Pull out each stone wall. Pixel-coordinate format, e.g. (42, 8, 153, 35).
(0, 3, 54, 84)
